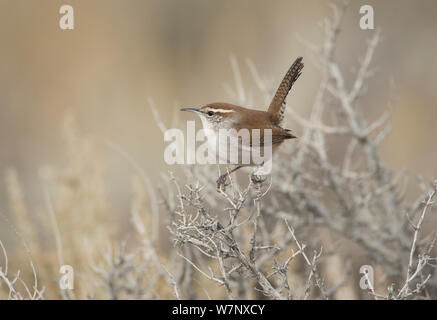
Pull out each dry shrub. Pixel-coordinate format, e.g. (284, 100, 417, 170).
(1, 2, 436, 300)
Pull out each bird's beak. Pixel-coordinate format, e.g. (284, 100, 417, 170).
(180, 107, 200, 113)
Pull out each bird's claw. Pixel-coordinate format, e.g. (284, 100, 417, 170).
(251, 172, 266, 184)
(216, 174, 229, 191)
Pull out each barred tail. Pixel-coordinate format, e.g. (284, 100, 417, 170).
(268, 57, 304, 124)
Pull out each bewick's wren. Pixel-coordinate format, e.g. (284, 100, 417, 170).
(181, 57, 304, 188)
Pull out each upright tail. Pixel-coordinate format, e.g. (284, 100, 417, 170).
(268, 57, 304, 124)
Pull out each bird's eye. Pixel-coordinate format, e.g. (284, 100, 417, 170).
(207, 111, 214, 116)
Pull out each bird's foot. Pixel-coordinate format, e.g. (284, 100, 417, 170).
(251, 172, 266, 184)
(216, 173, 230, 191)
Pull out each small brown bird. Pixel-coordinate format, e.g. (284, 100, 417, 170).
(181, 57, 304, 188)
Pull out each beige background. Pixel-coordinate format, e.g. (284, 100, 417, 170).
(0, 0, 436, 242)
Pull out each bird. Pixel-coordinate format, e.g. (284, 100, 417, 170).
(181, 56, 304, 189)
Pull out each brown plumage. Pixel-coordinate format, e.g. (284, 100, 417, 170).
(181, 56, 304, 187)
(268, 56, 304, 124)
(194, 100, 297, 146)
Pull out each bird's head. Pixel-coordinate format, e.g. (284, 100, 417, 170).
(181, 103, 241, 130)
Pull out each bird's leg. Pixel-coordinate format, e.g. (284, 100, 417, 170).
(217, 165, 244, 190)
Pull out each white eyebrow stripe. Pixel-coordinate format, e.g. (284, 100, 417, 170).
(212, 109, 235, 113)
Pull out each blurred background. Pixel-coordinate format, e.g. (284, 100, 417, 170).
(0, 0, 436, 299)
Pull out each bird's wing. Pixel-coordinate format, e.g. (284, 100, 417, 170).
(237, 126, 296, 147)
(267, 57, 304, 124)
